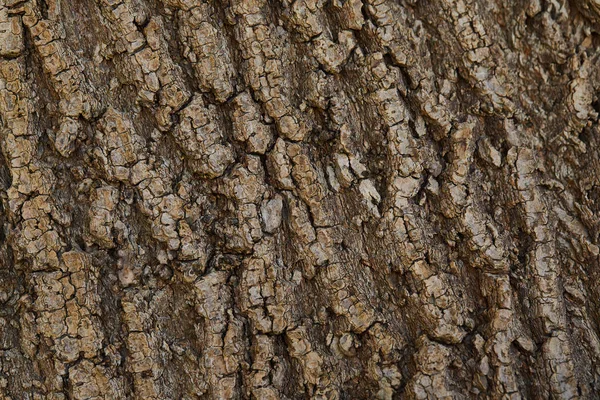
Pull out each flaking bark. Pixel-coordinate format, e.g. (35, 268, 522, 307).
(1, 0, 600, 398)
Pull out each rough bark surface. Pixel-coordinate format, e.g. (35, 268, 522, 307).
(1, 0, 600, 398)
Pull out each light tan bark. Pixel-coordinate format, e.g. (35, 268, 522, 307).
(1, 0, 600, 398)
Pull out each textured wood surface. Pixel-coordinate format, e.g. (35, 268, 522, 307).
(1, 0, 600, 398)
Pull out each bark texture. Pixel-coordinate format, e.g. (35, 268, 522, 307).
(1, 0, 600, 398)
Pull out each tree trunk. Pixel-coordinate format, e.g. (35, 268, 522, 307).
(1, 0, 600, 398)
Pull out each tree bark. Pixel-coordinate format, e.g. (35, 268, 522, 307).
(1, 0, 600, 398)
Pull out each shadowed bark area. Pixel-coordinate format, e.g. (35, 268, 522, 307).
(1, 0, 600, 398)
